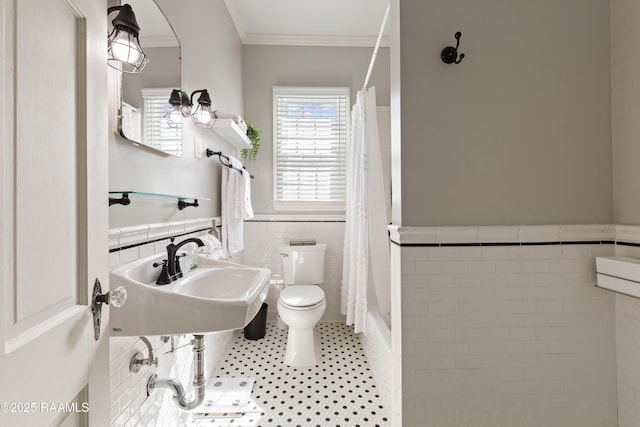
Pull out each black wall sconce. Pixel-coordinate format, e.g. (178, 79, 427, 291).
(166, 89, 191, 125)
(107, 4, 148, 74)
(166, 89, 216, 129)
(441, 31, 465, 65)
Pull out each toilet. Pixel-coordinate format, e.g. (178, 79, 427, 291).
(277, 243, 327, 367)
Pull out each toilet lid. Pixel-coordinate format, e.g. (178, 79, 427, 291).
(280, 285, 325, 307)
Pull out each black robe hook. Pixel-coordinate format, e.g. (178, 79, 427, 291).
(441, 31, 465, 64)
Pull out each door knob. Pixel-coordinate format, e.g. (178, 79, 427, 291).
(92, 279, 127, 340)
(95, 286, 127, 307)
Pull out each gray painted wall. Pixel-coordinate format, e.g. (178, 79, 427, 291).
(109, 0, 243, 228)
(109, 8, 393, 225)
(107, 0, 617, 228)
(394, 0, 613, 227)
(612, 0, 640, 225)
(121, 46, 180, 113)
(242, 45, 390, 214)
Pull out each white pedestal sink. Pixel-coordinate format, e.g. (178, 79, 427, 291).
(110, 254, 271, 336)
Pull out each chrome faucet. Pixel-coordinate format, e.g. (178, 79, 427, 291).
(165, 237, 205, 280)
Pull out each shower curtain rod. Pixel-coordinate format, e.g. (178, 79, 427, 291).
(362, 3, 390, 90)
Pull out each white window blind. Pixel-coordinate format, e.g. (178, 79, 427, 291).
(141, 88, 182, 156)
(273, 86, 349, 210)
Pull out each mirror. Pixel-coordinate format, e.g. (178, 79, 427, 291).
(117, 0, 182, 156)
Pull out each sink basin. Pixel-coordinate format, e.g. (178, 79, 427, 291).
(109, 254, 271, 336)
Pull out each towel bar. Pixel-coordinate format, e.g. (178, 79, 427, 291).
(206, 149, 254, 178)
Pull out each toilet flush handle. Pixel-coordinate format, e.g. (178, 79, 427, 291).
(280, 253, 288, 258)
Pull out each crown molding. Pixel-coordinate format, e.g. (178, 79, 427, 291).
(222, 0, 389, 47)
(223, 0, 247, 41)
(139, 35, 180, 48)
(242, 33, 390, 47)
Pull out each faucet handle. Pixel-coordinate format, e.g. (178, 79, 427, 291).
(153, 260, 168, 268)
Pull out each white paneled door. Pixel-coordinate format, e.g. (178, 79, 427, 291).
(1, 0, 110, 425)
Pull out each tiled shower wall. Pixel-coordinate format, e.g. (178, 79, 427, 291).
(108, 219, 640, 427)
(615, 293, 640, 427)
(393, 225, 618, 427)
(108, 218, 233, 427)
(613, 230, 640, 427)
(243, 215, 346, 322)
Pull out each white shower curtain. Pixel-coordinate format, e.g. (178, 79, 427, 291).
(341, 86, 391, 334)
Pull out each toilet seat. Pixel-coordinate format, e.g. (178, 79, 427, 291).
(279, 285, 325, 308)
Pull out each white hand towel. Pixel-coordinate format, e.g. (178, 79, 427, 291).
(198, 234, 222, 253)
(213, 110, 242, 123)
(228, 155, 245, 220)
(235, 118, 248, 134)
(221, 155, 245, 255)
(242, 169, 254, 219)
(196, 234, 228, 260)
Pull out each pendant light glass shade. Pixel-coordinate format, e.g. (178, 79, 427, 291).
(191, 90, 215, 129)
(107, 5, 148, 74)
(164, 88, 217, 129)
(166, 108, 183, 126)
(192, 103, 215, 128)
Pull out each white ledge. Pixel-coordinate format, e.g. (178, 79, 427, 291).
(389, 224, 615, 245)
(212, 119, 251, 149)
(596, 256, 640, 299)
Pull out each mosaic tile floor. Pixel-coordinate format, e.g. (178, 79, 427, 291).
(192, 321, 390, 427)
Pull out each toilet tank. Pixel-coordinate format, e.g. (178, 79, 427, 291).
(280, 243, 326, 285)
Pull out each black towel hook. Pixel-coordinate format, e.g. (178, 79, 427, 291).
(441, 31, 465, 64)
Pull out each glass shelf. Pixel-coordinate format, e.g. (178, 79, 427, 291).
(109, 191, 209, 209)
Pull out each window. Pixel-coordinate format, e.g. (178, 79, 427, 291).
(273, 86, 350, 211)
(141, 88, 182, 156)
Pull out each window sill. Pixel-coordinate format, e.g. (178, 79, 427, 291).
(272, 200, 345, 212)
(247, 213, 346, 222)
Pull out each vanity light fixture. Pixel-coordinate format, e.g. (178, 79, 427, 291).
(107, 4, 148, 74)
(165, 89, 216, 129)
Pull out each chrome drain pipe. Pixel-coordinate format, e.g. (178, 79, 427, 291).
(153, 334, 206, 410)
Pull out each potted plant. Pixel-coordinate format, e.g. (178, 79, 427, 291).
(240, 124, 261, 161)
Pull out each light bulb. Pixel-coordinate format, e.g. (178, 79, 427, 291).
(192, 104, 214, 128)
(169, 109, 183, 124)
(195, 110, 210, 124)
(111, 32, 140, 63)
